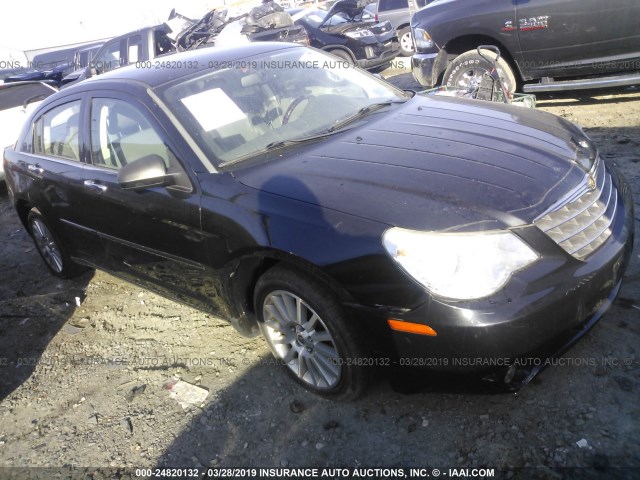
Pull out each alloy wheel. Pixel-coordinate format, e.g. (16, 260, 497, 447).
(262, 289, 341, 389)
(456, 68, 485, 93)
(31, 218, 64, 273)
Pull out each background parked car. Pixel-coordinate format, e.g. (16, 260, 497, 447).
(290, 0, 399, 70)
(374, 0, 434, 56)
(411, 0, 640, 93)
(0, 81, 57, 182)
(90, 24, 174, 77)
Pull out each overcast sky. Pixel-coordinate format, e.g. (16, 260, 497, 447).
(1, 0, 224, 53)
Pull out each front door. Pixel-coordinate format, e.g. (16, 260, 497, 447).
(77, 94, 219, 312)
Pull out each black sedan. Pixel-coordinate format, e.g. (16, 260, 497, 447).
(3, 43, 634, 399)
(289, 0, 399, 70)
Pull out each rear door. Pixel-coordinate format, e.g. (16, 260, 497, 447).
(516, 0, 640, 79)
(14, 94, 103, 262)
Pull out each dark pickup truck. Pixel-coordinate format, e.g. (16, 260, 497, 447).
(411, 0, 640, 93)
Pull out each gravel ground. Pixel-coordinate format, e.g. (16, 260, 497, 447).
(0, 63, 639, 479)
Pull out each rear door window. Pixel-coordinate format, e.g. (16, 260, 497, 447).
(32, 101, 82, 161)
(379, 0, 409, 12)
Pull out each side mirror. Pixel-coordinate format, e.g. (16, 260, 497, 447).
(117, 154, 175, 190)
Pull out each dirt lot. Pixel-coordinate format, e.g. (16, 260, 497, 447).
(1, 66, 639, 479)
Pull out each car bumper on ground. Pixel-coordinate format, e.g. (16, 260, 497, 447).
(348, 164, 635, 384)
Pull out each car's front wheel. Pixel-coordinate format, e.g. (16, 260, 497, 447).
(27, 208, 88, 279)
(254, 265, 368, 400)
(443, 48, 517, 96)
(328, 49, 354, 65)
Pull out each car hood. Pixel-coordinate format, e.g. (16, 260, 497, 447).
(323, 0, 369, 22)
(233, 95, 596, 232)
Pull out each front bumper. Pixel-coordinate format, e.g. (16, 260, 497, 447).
(346, 164, 634, 384)
(356, 40, 401, 70)
(411, 49, 447, 87)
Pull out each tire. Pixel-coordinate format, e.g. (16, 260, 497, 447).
(398, 27, 413, 57)
(27, 208, 89, 279)
(328, 49, 354, 64)
(254, 265, 368, 400)
(443, 48, 517, 96)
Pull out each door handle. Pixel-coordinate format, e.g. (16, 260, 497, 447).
(84, 180, 108, 193)
(27, 164, 44, 175)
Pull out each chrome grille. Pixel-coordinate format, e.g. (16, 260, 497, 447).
(534, 160, 617, 260)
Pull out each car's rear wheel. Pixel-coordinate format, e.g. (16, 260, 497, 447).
(27, 208, 88, 279)
(443, 48, 517, 96)
(254, 265, 368, 400)
(398, 27, 414, 57)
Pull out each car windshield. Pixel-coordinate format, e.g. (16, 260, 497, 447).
(159, 48, 408, 166)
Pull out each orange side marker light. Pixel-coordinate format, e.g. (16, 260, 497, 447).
(387, 319, 437, 336)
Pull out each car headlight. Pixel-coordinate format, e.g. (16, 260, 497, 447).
(412, 28, 433, 50)
(345, 30, 374, 39)
(382, 228, 539, 300)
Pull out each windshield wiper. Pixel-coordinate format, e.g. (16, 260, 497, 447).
(219, 132, 335, 168)
(219, 100, 406, 168)
(327, 100, 405, 133)
(263, 134, 329, 151)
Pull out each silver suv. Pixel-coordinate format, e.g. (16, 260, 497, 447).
(374, 0, 432, 56)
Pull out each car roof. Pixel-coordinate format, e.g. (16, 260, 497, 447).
(76, 44, 103, 53)
(67, 42, 304, 92)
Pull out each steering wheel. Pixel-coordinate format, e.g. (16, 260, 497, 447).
(282, 95, 310, 125)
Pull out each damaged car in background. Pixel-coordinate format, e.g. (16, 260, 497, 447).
(62, 2, 307, 85)
(4, 43, 634, 400)
(289, 0, 399, 69)
(172, 2, 308, 50)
